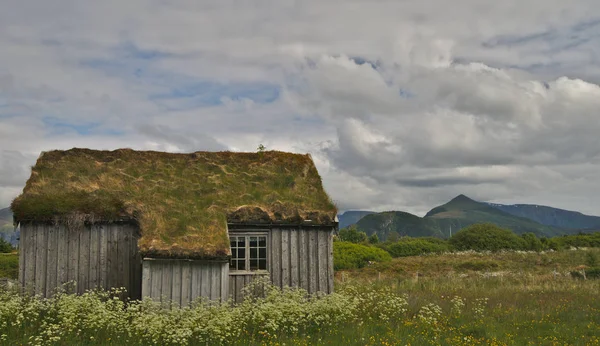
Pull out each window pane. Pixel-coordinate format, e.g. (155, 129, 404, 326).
(230, 234, 268, 272)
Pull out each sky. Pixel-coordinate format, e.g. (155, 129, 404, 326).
(1, 0, 600, 216)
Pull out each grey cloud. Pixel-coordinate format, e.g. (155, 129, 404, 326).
(137, 124, 227, 152)
(2, 0, 600, 216)
(0, 150, 35, 189)
(395, 177, 505, 188)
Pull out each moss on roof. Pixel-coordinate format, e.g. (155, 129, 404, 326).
(11, 148, 337, 259)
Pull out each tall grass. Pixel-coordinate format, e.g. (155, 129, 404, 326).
(1, 250, 600, 345)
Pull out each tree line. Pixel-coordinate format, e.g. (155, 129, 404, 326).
(334, 223, 600, 270)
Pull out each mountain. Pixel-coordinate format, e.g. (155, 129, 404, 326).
(0, 207, 18, 246)
(486, 203, 600, 230)
(356, 211, 444, 240)
(355, 195, 564, 241)
(425, 195, 562, 236)
(0, 207, 12, 228)
(337, 210, 375, 229)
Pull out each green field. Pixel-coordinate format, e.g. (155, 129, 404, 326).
(1, 249, 600, 345)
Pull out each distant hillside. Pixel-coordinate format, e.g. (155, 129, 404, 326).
(486, 203, 600, 230)
(0, 207, 12, 228)
(0, 207, 18, 247)
(426, 195, 563, 237)
(356, 211, 444, 239)
(338, 210, 375, 229)
(356, 195, 565, 241)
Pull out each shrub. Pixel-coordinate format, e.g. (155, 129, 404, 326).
(368, 233, 379, 244)
(521, 233, 544, 252)
(333, 242, 392, 270)
(449, 223, 526, 252)
(379, 237, 450, 258)
(587, 267, 600, 279)
(0, 253, 18, 279)
(552, 232, 600, 249)
(586, 252, 599, 267)
(570, 267, 600, 279)
(0, 238, 13, 253)
(542, 237, 564, 251)
(338, 226, 368, 244)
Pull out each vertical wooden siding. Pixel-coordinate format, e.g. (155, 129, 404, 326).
(228, 273, 269, 303)
(18, 223, 141, 299)
(270, 227, 334, 294)
(229, 226, 334, 302)
(141, 259, 228, 306)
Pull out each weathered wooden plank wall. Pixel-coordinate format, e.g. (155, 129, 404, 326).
(141, 259, 228, 306)
(18, 223, 141, 299)
(228, 226, 335, 303)
(273, 227, 333, 295)
(228, 273, 268, 303)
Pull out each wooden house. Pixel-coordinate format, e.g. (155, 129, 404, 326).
(12, 148, 337, 305)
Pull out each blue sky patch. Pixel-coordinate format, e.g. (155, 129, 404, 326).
(80, 42, 281, 111)
(42, 117, 124, 136)
(120, 41, 173, 61)
(151, 81, 281, 109)
(350, 56, 380, 69)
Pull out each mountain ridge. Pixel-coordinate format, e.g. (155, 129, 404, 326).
(354, 195, 573, 241)
(486, 203, 600, 230)
(337, 210, 375, 229)
(0, 207, 12, 227)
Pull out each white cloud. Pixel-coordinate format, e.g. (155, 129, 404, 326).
(1, 0, 600, 216)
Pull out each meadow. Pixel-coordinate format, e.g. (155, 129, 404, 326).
(0, 249, 599, 345)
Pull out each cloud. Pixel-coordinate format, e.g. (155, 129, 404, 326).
(137, 124, 227, 152)
(1, 0, 600, 216)
(0, 151, 34, 188)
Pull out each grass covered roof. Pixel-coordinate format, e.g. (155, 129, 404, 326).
(11, 148, 337, 259)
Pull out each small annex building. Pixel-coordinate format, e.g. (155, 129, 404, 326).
(12, 148, 338, 305)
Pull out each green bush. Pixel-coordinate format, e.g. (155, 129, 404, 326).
(587, 267, 600, 279)
(570, 267, 600, 279)
(449, 223, 527, 252)
(0, 253, 18, 279)
(368, 233, 379, 244)
(0, 238, 13, 253)
(378, 237, 450, 258)
(333, 242, 392, 270)
(521, 233, 544, 252)
(337, 226, 368, 244)
(552, 232, 600, 249)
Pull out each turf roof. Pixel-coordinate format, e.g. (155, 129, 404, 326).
(11, 148, 337, 259)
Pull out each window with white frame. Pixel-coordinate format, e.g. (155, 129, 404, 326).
(229, 234, 267, 271)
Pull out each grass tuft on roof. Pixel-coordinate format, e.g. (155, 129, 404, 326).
(11, 148, 337, 258)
